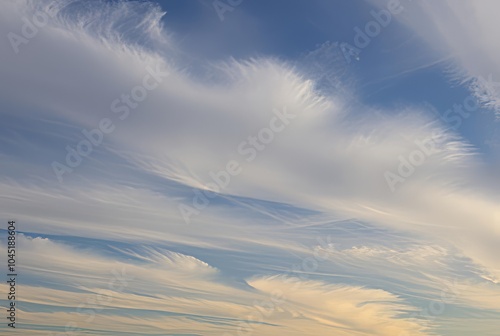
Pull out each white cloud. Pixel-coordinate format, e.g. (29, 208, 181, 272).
(0, 0, 499, 334)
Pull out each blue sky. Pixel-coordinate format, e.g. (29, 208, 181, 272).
(0, 0, 499, 335)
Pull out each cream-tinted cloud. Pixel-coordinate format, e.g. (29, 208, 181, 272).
(1, 235, 432, 335)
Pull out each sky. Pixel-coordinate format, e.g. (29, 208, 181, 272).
(0, 0, 499, 335)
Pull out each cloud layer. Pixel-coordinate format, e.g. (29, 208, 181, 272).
(0, 0, 499, 335)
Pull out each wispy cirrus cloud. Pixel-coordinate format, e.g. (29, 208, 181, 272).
(0, 0, 499, 335)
